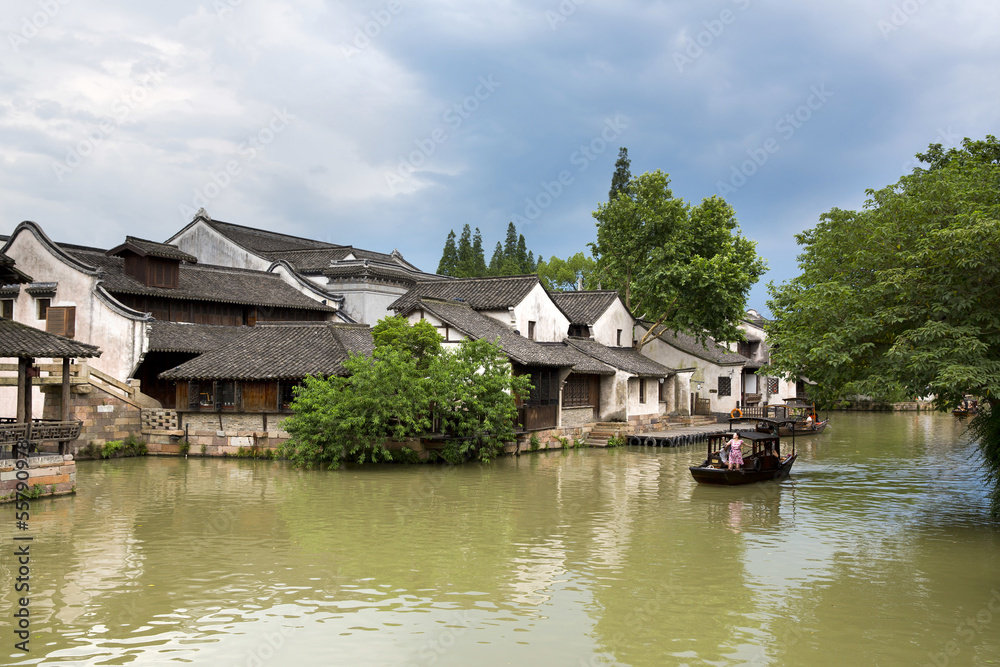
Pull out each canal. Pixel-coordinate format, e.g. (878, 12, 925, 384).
(2, 412, 998, 666)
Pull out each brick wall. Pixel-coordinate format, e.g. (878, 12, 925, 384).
(179, 412, 290, 433)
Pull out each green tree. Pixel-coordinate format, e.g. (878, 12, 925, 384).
(283, 317, 532, 467)
(456, 224, 474, 276)
(590, 169, 766, 350)
(765, 135, 1000, 508)
(437, 230, 459, 276)
(537, 252, 599, 291)
(488, 242, 504, 275)
(609, 147, 631, 201)
(471, 228, 488, 276)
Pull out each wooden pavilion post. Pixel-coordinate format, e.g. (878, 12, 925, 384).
(60, 357, 72, 455)
(16, 356, 27, 423)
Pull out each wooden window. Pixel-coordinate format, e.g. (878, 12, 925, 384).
(189, 381, 213, 410)
(527, 321, 536, 340)
(563, 375, 591, 408)
(639, 378, 646, 404)
(37, 298, 50, 320)
(279, 382, 298, 411)
(217, 381, 237, 410)
(718, 376, 732, 397)
(616, 329, 622, 346)
(1, 299, 12, 319)
(527, 370, 558, 406)
(45, 306, 76, 338)
(658, 379, 664, 403)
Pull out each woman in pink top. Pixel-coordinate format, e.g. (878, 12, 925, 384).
(726, 433, 744, 470)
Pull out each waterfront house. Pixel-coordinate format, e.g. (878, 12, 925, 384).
(0, 221, 338, 420)
(634, 323, 748, 419)
(158, 321, 373, 433)
(734, 309, 797, 406)
(167, 209, 441, 325)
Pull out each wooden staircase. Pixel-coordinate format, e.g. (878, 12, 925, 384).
(586, 422, 626, 447)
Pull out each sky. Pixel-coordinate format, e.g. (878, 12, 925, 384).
(2, 0, 998, 315)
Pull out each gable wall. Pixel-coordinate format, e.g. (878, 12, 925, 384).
(591, 298, 634, 347)
(511, 283, 570, 342)
(170, 221, 272, 271)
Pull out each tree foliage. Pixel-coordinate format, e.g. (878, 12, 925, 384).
(282, 317, 531, 468)
(437, 221, 537, 278)
(590, 169, 766, 350)
(765, 135, 1000, 509)
(609, 147, 631, 201)
(537, 252, 599, 291)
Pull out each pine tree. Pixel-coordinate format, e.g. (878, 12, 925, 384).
(471, 228, 488, 276)
(437, 230, 459, 276)
(456, 224, 474, 277)
(609, 147, 632, 201)
(488, 242, 504, 275)
(516, 234, 529, 273)
(503, 222, 518, 261)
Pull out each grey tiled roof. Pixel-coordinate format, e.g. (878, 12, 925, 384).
(0, 318, 101, 358)
(206, 219, 339, 253)
(646, 327, 747, 365)
(412, 299, 613, 372)
(159, 322, 373, 380)
(565, 337, 674, 377)
(109, 237, 198, 263)
(147, 322, 250, 353)
(323, 260, 423, 285)
(0, 251, 32, 284)
(390, 275, 540, 313)
(550, 291, 622, 325)
(66, 248, 335, 312)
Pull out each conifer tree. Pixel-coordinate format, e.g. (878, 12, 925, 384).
(471, 228, 488, 276)
(437, 230, 459, 276)
(488, 242, 504, 276)
(609, 147, 632, 201)
(456, 224, 474, 276)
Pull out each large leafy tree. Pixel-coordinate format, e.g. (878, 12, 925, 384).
(590, 169, 766, 350)
(766, 136, 1000, 507)
(537, 252, 599, 291)
(282, 316, 530, 467)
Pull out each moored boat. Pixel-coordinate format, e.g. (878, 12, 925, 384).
(689, 422, 796, 486)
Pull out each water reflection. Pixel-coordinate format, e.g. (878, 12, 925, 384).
(0, 413, 996, 666)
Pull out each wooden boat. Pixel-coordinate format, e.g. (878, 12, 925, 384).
(739, 398, 829, 437)
(689, 419, 796, 486)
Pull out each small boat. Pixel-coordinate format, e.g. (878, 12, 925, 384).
(689, 419, 797, 486)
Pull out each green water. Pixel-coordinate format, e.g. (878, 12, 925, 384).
(2, 412, 998, 666)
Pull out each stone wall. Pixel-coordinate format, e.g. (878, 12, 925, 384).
(0, 454, 76, 503)
(41, 385, 142, 455)
(560, 407, 594, 429)
(179, 411, 290, 433)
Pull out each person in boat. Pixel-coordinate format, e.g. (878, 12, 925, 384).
(805, 413, 814, 430)
(726, 433, 744, 470)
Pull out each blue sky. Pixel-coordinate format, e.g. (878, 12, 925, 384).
(2, 0, 998, 314)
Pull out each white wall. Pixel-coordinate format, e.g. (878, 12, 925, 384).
(627, 377, 660, 417)
(170, 221, 272, 271)
(511, 283, 570, 342)
(335, 281, 412, 325)
(591, 298, 634, 347)
(638, 327, 741, 416)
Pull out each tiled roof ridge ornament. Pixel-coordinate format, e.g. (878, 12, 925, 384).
(196, 207, 212, 222)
